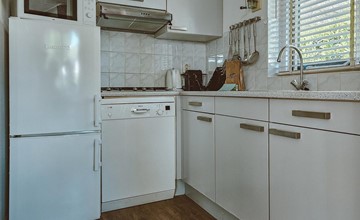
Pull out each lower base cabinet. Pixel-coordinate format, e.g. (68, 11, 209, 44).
(215, 115, 269, 220)
(182, 110, 215, 201)
(270, 123, 360, 220)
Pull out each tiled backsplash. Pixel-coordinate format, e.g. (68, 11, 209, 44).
(101, 31, 206, 88)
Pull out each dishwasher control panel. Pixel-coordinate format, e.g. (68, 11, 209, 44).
(102, 102, 175, 120)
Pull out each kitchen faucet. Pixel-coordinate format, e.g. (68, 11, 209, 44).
(277, 45, 310, 90)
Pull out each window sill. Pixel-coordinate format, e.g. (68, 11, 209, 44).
(276, 66, 360, 76)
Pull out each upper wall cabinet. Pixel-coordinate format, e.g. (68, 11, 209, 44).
(155, 0, 223, 42)
(102, 0, 167, 10)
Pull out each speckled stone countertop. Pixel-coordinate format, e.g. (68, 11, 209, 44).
(101, 90, 360, 101)
(101, 91, 180, 98)
(180, 91, 360, 101)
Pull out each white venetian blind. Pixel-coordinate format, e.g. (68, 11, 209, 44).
(268, 0, 360, 75)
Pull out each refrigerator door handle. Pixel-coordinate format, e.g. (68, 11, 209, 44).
(94, 95, 101, 127)
(94, 139, 102, 171)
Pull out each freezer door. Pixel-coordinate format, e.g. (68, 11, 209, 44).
(9, 133, 101, 220)
(9, 17, 101, 135)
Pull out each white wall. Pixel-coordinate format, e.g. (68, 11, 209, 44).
(0, 0, 9, 219)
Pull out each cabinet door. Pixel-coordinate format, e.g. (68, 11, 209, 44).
(270, 124, 360, 220)
(182, 110, 215, 201)
(167, 0, 223, 36)
(216, 115, 269, 220)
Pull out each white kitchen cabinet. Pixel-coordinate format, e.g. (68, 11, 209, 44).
(102, 0, 167, 10)
(216, 115, 269, 220)
(155, 0, 223, 42)
(182, 110, 215, 201)
(269, 123, 360, 220)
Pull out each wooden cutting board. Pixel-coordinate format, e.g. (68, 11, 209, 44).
(225, 60, 246, 91)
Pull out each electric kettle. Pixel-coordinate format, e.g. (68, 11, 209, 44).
(165, 68, 182, 90)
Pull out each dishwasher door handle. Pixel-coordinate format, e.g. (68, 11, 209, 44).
(131, 108, 151, 114)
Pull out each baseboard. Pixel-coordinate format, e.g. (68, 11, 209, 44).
(175, 179, 185, 196)
(185, 183, 239, 220)
(102, 189, 175, 212)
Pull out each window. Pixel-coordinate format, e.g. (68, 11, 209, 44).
(268, 0, 360, 76)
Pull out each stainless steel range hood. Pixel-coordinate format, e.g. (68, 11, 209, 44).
(96, 2, 172, 34)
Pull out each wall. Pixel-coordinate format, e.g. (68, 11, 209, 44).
(100, 31, 207, 88)
(0, 0, 9, 219)
(207, 0, 360, 91)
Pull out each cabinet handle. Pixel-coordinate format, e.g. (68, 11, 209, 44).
(197, 116, 212, 123)
(292, 110, 331, 120)
(189, 101, 202, 107)
(94, 139, 102, 172)
(130, 0, 145, 2)
(240, 123, 264, 132)
(170, 26, 188, 31)
(94, 95, 102, 127)
(269, 129, 301, 139)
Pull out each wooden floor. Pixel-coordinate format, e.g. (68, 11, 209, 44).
(100, 196, 216, 220)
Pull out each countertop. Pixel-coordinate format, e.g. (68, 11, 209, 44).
(102, 90, 360, 101)
(180, 91, 360, 101)
(101, 91, 180, 98)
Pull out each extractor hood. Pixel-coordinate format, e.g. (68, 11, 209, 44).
(96, 2, 172, 34)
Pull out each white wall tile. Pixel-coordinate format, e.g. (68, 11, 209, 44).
(110, 73, 125, 87)
(154, 39, 168, 55)
(194, 43, 206, 57)
(101, 72, 110, 87)
(110, 52, 125, 73)
(101, 51, 110, 72)
(267, 76, 282, 90)
(255, 69, 268, 90)
(125, 53, 141, 74)
(305, 74, 318, 91)
(340, 72, 360, 91)
(125, 73, 141, 87)
(110, 32, 125, 52)
(155, 55, 170, 74)
(140, 35, 155, 54)
(317, 73, 341, 91)
(182, 56, 194, 72)
(140, 73, 155, 87)
(168, 41, 183, 56)
(101, 31, 110, 51)
(193, 56, 206, 73)
(182, 42, 195, 56)
(140, 54, 154, 74)
(154, 73, 166, 87)
(124, 33, 141, 53)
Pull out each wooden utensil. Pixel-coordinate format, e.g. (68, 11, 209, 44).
(225, 60, 246, 91)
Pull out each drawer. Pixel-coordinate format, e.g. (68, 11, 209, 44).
(182, 96, 215, 113)
(215, 97, 269, 121)
(270, 99, 360, 135)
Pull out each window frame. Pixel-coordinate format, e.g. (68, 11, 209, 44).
(270, 0, 360, 76)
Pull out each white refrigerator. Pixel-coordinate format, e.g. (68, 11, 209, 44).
(9, 17, 101, 220)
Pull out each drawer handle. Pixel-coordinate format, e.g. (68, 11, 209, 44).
(269, 129, 301, 139)
(240, 123, 264, 132)
(170, 26, 188, 31)
(189, 101, 203, 107)
(197, 116, 212, 123)
(292, 110, 331, 120)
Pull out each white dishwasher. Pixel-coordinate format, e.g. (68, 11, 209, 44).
(101, 97, 176, 212)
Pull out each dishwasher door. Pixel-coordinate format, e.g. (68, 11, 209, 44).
(101, 116, 176, 205)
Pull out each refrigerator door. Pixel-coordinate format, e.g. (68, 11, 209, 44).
(9, 133, 101, 220)
(9, 17, 101, 136)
